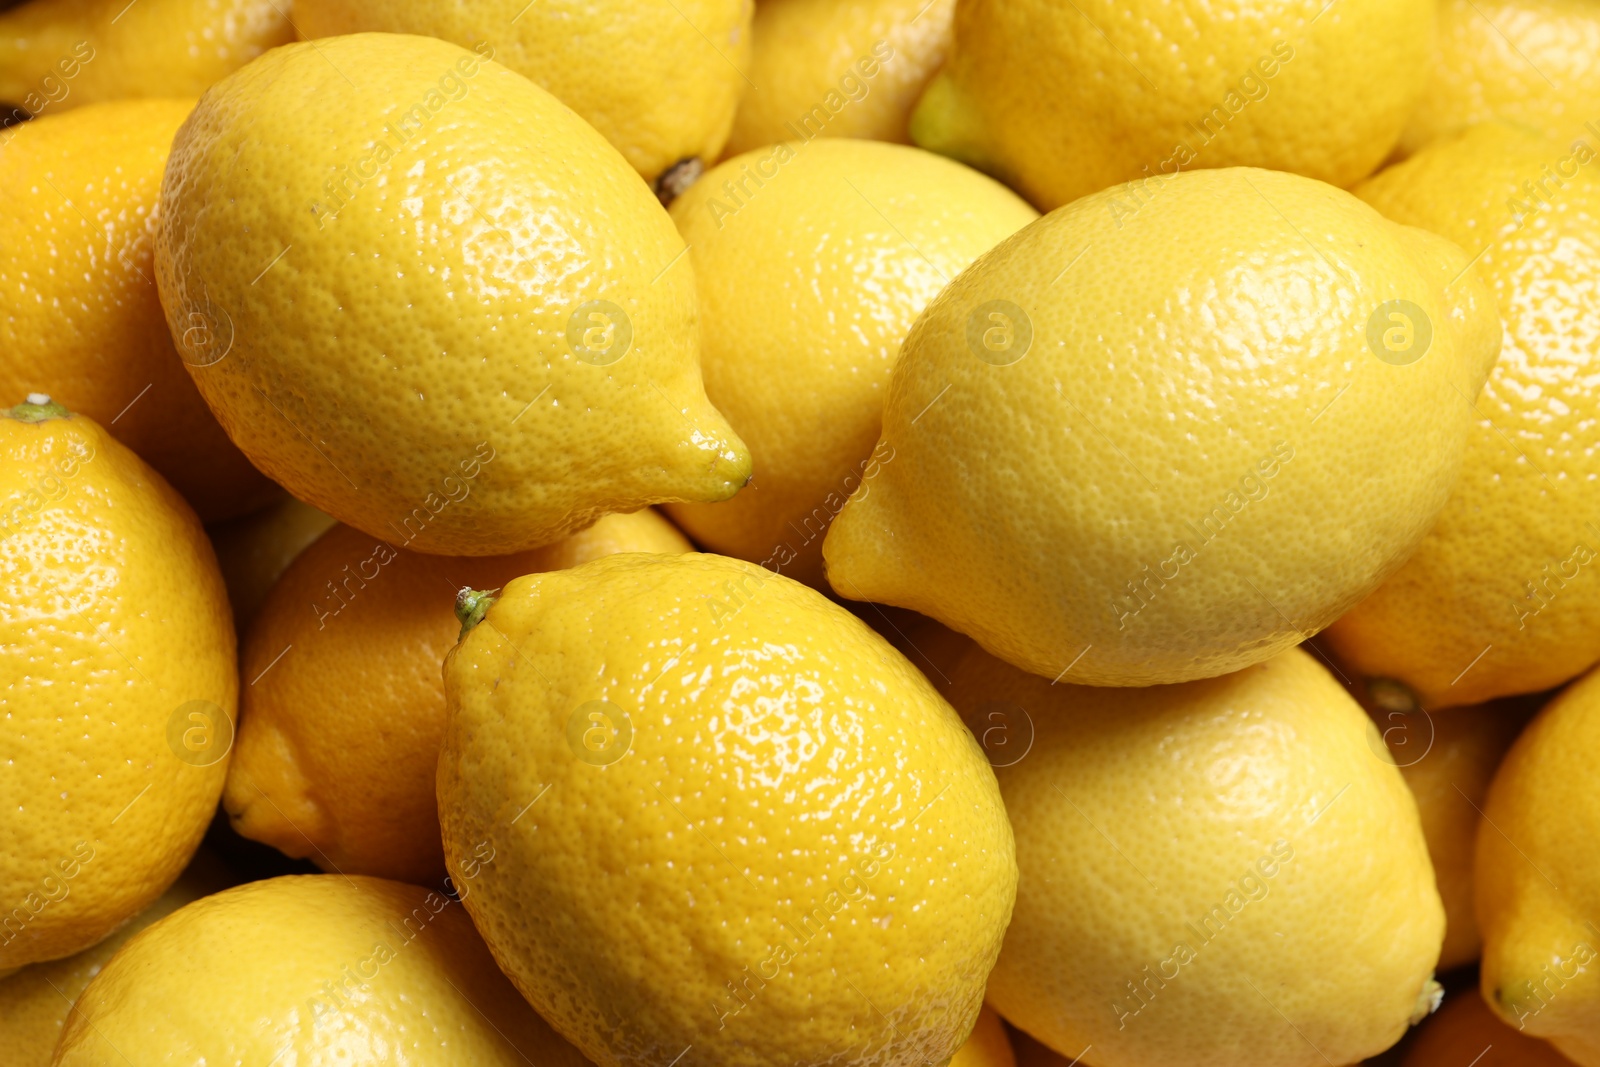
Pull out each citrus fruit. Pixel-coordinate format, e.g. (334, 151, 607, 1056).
(910, 0, 1435, 210)
(52, 874, 593, 1066)
(949, 643, 1444, 1067)
(1477, 666, 1600, 1062)
(952, 1006, 1016, 1067)
(665, 139, 1035, 585)
(823, 166, 1501, 687)
(1398, 0, 1600, 158)
(207, 495, 336, 633)
(293, 0, 752, 186)
(726, 0, 954, 155)
(155, 33, 751, 557)
(224, 510, 691, 884)
(1324, 123, 1600, 709)
(0, 0, 290, 118)
(436, 552, 1016, 1067)
(0, 395, 236, 970)
(0, 99, 277, 521)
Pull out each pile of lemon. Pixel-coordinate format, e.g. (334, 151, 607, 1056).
(4, 0, 1600, 1065)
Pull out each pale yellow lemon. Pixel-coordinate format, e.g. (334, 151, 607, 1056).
(0, 397, 235, 970)
(1325, 123, 1600, 709)
(225, 511, 691, 885)
(1477, 667, 1600, 1063)
(207, 495, 336, 632)
(437, 552, 1015, 1067)
(1399, 0, 1600, 158)
(1403, 989, 1575, 1066)
(52, 875, 593, 1066)
(666, 139, 1035, 586)
(0, 100, 277, 521)
(726, 0, 953, 154)
(910, 0, 1434, 210)
(0, 0, 290, 116)
(155, 33, 750, 557)
(294, 0, 752, 185)
(824, 166, 1501, 687)
(949, 644, 1443, 1067)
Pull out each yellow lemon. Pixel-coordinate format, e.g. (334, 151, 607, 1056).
(1476, 667, 1600, 1061)
(946, 644, 1443, 1067)
(294, 0, 751, 186)
(0, 99, 278, 521)
(52, 874, 593, 1066)
(726, 0, 953, 155)
(1399, 0, 1600, 159)
(0, 850, 233, 1067)
(437, 552, 1015, 1067)
(824, 166, 1501, 687)
(1403, 989, 1575, 1067)
(951, 1006, 1016, 1067)
(665, 140, 1035, 585)
(207, 495, 337, 632)
(0, 396, 235, 970)
(225, 510, 691, 885)
(1324, 123, 1600, 709)
(0, 0, 290, 118)
(155, 33, 750, 557)
(910, 0, 1434, 211)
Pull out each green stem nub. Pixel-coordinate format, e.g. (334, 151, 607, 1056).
(7, 393, 70, 423)
(455, 587, 499, 640)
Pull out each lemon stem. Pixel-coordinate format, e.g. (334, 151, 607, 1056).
(455, 587, 499, 639)
(7, 393, 70, 423)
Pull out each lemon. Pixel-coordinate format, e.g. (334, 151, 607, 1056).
(823, 166, 1501, 687)
(1399, 0, 1600, 158)
(52, 874, 593, 1066)
(1403, 989, 1575, 1067)
(0, 396, 236, 970)
(1476, 667, 1600, 1061)
(294, 0, 752, 185)
(225, 511, 691, 885)
(1324, 123, 1600, 709)
(1377, 697, 1534, 971)
(952, 1006, 1016, 1067)
(0, 100, 278, 521)
(946, 644, 1443, 1067)
(726, 0, 954, 155)
(665, 140, 1035, 585)
(155, 33, 750, 557)
(437, 552, 1015, 1067)
(909, 0, 1434, 211)
(0, 0, 290, 117)
(207, 495, 337, 632)
(0, 850, 232, 1067)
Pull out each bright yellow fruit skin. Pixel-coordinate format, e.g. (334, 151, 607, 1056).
(0, 100, 278, 522)
(910, 0, 1434, 211)
(824, 166, 1501, 687)
(726, 0, 954, 155)
(51, 874, 593, 1066)
(1403, 989, 1575, 1067)
(0, 0, 290, 116)
(155, 33, 751, 557)
(293, 0, 751, 183)
(0, 402, 236, 970)
(1399, 0, 1600, 159)
(950, 645, 1443, 1067)
(225, 511, 691, 885)
(207, 494, 336, 632)
(1477, 668, 1600, 1062)
(0, 850, 233, 1067)
(1325, 123, 1600, 709)
(950, 1006, 1016, 1067)
(666, 140, 1035, 586)
(437, 552, 1016, 1067)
